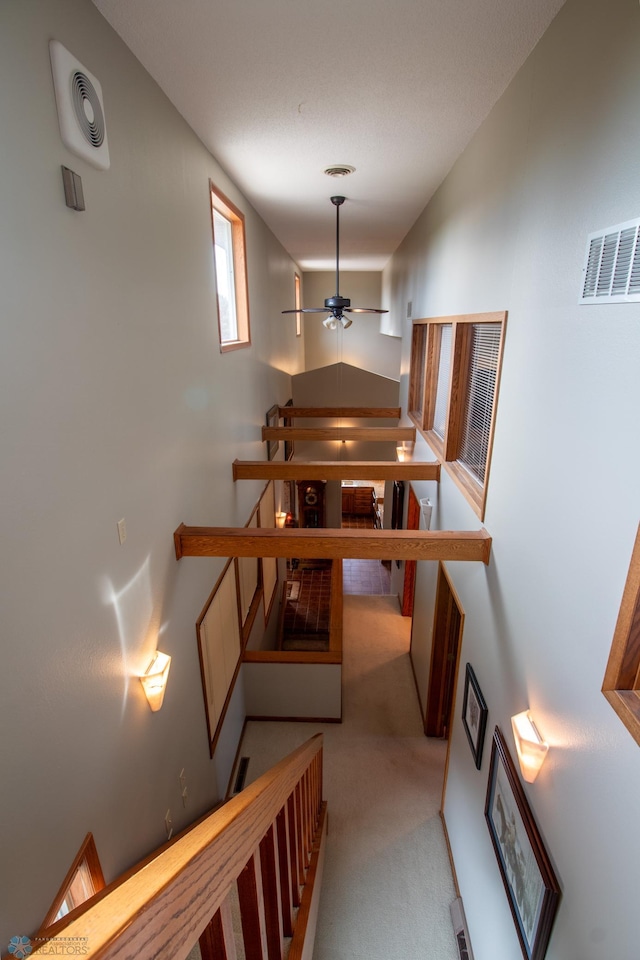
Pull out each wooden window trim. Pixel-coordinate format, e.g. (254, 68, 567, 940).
(40, 833, 105, 931)
(602, 524, 640, 745)
(210, 182, 251, 352)
(408, 311, 506, 520)
(408, 323, 428, 424)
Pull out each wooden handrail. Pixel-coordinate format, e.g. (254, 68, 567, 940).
(30, 736, 325, 960)
(232, 460, 441, 481)
(278, 406, 401, 419)
(262, 426, 415, 442)
(174, 524, 493, 565)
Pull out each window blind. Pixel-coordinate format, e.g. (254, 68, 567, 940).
(432, 324, 452, 439)
(458, 323, 501, 483)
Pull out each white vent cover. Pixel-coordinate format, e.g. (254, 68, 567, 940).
(49, 40, 110, 170)
(580, 217, 640, 303)
(450, 897, 474, 960)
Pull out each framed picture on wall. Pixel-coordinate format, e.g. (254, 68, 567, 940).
(283, 397, 294, 461)
(485, 727, 561, 960)
(266, 404, 279, 461)
(461, 663, 488, 769)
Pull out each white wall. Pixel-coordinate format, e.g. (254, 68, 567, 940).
(302, 271, 401, 379)
(386, 0, 640, 957)
(0, 0, 303, 943)
(243, 663, 342, 719)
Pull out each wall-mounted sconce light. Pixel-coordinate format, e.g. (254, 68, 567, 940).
(511, 710, 549, 782)
(140, 651, 171, 712)
(419, 498, 433, 529)
(276, 512, 287, 529)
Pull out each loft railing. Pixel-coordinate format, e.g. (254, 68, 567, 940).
(30, 735, 326, 960)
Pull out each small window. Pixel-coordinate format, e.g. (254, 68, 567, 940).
(408, 312, 506, 519)
(210, 182, 250, 351)
(432, 324, 453, 442)
(408, 324, 428, 424)
(40, 833, 105, 930)
(602, 524, 640, 745)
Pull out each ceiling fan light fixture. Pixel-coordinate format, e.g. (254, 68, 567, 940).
(324, 165, 355, 178)
(340, 315, 352, 328)
(323, 315, 337, 330)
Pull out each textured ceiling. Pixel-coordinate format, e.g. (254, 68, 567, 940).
(92, 0, 565, 270)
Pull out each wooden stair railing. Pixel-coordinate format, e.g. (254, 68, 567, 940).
(30, 735, 326, 960)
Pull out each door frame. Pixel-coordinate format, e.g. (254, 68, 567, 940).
(425, 562, 465, 738)
(401, 485, 421, 617)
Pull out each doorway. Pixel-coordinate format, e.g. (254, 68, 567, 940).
(424, 563, 465, 738)
(341, 480, 391, 595)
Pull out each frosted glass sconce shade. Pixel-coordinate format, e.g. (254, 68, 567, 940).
(276, 512, 287, 528)
(420, 498, 433, 529)
(511, 710, 548, 782)
(140, 651, 171, 712)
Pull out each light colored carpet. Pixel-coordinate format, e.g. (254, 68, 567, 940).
(235, 594, 459, 960)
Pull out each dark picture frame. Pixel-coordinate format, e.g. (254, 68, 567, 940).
(266, 404, 279, 461)
(485, 727, 560, 960)
(461, 663, 488, 769)
(283, 397, 294, 461)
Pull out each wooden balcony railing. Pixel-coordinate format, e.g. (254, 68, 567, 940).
(30, 736, 326, 960)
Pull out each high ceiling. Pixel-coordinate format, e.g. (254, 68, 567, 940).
(92, 0, 565, 271)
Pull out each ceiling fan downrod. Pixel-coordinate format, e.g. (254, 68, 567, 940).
(324, 196, 350, 316)
(280, 194, 388, 329)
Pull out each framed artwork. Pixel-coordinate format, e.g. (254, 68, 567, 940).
(485, 727, 561, 960)
(283, 397, 294, 461)
(461, 663, 488, 769)
(196, 560, 242, 757)
(266, 404, 279, 461)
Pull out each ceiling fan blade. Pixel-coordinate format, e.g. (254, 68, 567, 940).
(345, 307, 389, 314)
(281, 307, 330, 314)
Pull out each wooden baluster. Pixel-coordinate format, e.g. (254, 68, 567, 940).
(276, 807, 294, 937)
(286, 792, 301, 908)
(199, 895, 238, 960)
(303, 771, 313, 863)
(237, 851, 269, 960)
(294, 783, 306, 886)
(259, 824, 284, 960)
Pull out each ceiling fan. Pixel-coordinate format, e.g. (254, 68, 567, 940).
(282, 196, 389, 329)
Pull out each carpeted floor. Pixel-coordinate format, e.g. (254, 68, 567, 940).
(234, 594, 459, 960)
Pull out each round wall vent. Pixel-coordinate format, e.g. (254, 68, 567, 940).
(71, 71, 106, 148)
(324, 165, 356, 178)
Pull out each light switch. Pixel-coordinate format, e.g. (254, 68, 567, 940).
(117, 518, 127, 544)
(61, 165, 85, 211)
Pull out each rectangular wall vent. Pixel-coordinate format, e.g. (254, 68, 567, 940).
(580, 217, 640, 303)
(233, 757, 250, 794)
(450, 897, 475, 960)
